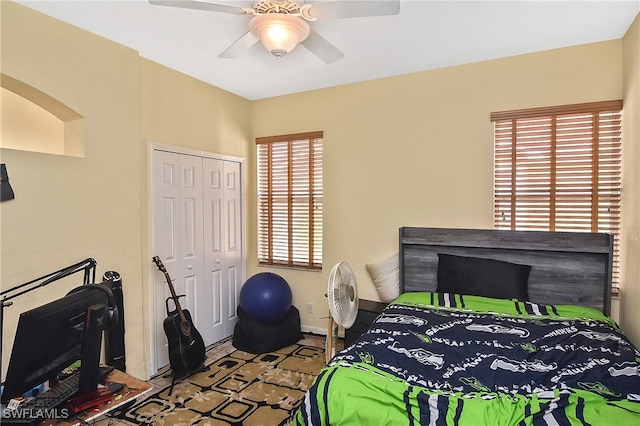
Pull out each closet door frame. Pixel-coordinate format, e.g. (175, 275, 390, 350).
(147, 142, 246, 376)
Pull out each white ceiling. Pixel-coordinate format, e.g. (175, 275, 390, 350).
(15, 0, 640, 100)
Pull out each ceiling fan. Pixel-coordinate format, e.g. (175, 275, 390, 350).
(149, 0, 400, 63)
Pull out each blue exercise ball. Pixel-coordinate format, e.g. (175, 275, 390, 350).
(239, 272, 292, 323)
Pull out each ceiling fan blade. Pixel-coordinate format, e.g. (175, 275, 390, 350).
(300, 29, 345, 64)
(306, 0, 400, 20)
(148, 0, 250, 15)
(218, 31, 259, 58)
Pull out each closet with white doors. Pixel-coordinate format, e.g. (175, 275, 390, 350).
(151, 147, 243, 374)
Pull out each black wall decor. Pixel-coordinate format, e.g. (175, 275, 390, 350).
(0, 164, 15, 201)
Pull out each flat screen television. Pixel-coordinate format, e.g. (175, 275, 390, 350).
(1, 283, 111, 403)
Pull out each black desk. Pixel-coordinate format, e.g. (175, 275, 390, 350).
(44, 369, 152, 426)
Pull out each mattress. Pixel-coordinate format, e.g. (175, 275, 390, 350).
(292, 292, 640, 425)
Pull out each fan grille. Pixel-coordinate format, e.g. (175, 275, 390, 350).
(254, 0, 300, 15)
(327, 261, 358, 328)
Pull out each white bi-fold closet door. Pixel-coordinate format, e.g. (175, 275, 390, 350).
(151, 148, 243, 374)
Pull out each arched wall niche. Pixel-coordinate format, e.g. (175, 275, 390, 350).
(1, 73, 85, 157)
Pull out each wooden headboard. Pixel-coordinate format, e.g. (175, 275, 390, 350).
(399, 227, 613, 315)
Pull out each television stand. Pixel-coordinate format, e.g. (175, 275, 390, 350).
(77, 303, 106, 396)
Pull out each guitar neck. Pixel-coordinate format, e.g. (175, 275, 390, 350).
(164, 272, 189, 324)
(152, 256, 194, 339)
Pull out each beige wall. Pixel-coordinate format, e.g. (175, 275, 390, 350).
(249, 40, 628, 336)
(140, 59, 251, 157)
(1, 1, 145, 377)
(621, 14, 640, 346)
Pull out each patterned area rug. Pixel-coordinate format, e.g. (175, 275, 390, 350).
(118, 343, 325, 425)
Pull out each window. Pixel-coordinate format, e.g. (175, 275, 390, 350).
(491, 100, 622, 287)
(256, 131, 323, 269)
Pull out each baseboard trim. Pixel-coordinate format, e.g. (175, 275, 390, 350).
(302, 325, 345, 338)
(301, 325, 327, 336)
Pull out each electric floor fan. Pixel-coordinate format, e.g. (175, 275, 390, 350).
(326, 261, 359, 363)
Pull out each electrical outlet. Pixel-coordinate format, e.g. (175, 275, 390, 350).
(307, 303, 314, 314)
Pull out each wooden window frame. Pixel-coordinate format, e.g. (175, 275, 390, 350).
(492, 100, 622, 288)
(256, 131, 323, 270)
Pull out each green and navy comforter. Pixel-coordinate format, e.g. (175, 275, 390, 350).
(292, 292, 640, 425)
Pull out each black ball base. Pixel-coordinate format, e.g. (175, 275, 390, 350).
(232, 305, 303, 354)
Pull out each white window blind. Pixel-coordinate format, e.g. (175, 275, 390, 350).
(257, 131, 323, 269)
(492, 100, 622, 287)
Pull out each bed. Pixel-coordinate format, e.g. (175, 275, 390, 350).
(291, 227, 640, 425)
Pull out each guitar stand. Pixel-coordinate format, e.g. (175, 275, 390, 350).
(167, 363, 209, 396)
(158, 285, 209, 397)
(164, 294, 209, 396)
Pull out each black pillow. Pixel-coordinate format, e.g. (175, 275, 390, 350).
(436, 253, 531, 301)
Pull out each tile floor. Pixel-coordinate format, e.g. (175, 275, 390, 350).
(92, 334, 328, 425)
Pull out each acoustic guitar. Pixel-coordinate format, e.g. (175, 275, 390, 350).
(152, 256, 205, 378)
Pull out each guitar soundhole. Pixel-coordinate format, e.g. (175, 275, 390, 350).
(181, 322, 192, 337)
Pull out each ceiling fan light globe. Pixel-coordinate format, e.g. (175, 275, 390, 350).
(249, 14, 310, 57)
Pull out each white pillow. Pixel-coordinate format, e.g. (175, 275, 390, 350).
(365, 253, 400, 303)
